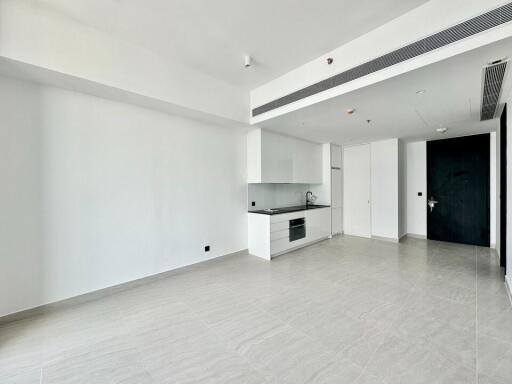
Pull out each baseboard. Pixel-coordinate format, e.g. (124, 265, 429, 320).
(0, 248, 248, 325)
(343, 233, 371, 240)
(406, 233, 427, 239)
(371, 235, 399, 243)
(506, 275, 512, 307)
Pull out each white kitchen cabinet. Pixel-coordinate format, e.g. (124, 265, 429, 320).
(247, 128, 322, 184)
(331, 145, 342, 169)
(305, 208, 331, 241)
(331, 207, 342, 234)
(331, 168, 342, 207)
(248, 207, 331, 259)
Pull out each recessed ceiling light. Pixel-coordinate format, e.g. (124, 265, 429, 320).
(346, 108, 356, 115)
(416, 89, 426, 95)
(436, 127, 448, 134)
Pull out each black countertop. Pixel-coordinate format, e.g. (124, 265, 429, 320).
(249, 204, 330, 215)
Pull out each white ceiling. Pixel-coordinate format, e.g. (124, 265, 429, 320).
(34, 0, 428, 89)
(258, 37, 512, 145)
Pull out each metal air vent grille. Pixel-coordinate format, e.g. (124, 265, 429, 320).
(253, 2, 512, 117)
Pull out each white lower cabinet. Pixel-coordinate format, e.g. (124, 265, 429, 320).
(305, 208, 331, 241)
(331, 207, 342, 235)
(248, 207, 331, 260)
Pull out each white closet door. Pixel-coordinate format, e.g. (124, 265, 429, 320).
(343, 144, 371, 238)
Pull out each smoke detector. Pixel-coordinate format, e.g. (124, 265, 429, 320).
(346, 108, 356, 115)
(436, 127, 448, 134)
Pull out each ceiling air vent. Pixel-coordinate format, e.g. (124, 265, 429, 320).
(481, 60, 508, 121)
(253, 2, 512, 117)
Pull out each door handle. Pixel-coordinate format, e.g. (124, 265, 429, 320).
(428, 197, 438, 212)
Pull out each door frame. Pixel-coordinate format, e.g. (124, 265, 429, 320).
(500, 105, 507, 273)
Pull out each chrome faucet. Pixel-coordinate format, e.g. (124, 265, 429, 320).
(306, 191, 313, 207)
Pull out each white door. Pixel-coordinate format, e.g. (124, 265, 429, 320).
(343, 144, 371, 238)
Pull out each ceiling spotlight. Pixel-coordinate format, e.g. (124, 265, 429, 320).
(416, 89, 426, 95)
(327, 57, 334, 65)
(436, 127, 448, 134)
(346, 108, 356, 115)
(244, 55, 252, 68)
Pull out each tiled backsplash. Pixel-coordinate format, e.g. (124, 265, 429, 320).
(248, 184, 310, 210)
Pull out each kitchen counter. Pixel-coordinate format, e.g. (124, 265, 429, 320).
(249, 204, 330, 215)
(248, 206, 331, 260)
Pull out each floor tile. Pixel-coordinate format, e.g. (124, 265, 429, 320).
(1, 236, 511, 383)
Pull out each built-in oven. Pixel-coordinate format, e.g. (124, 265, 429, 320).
(289, 218, 306, 242)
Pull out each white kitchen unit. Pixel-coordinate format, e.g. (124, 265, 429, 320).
(247, 128, 323, 184)
(331, 145, 343, 234)
(331, 144, 342, 168)
(309, 143, 343, 236)
(248, 207, 331, 260)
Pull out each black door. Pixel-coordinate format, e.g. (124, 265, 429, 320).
(427, 134, 490, 246)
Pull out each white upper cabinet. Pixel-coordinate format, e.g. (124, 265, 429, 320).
(247, 129, 322, 184)
(331, 144, 342, 168)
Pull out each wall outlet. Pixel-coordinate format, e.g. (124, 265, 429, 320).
(418, 192, 423, 196)
(251, 201, 256, 206)
(204, 245, 210, 252)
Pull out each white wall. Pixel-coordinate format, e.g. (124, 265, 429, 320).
(371, 139, 399, 240)
(0, 75, 248, 317)
(405, 141, 427, 237)
(248, 184, 310, 210)
(0, 0, 248, 123)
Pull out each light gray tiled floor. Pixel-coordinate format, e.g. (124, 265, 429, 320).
(1, 236, 512, 383)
